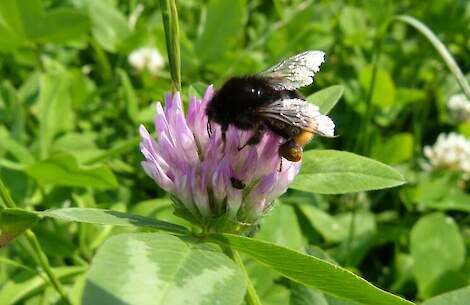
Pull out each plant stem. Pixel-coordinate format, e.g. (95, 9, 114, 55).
(160, 0, 181, 92)
(24, 231, 72, 305)
(34, 44, 45, 72)
(344, 195, 358, 265)
(356, 33, 385, 154)
(0, 179, 15, 209)
(228, 249, 263, 305)
(0, 178, 72, 305)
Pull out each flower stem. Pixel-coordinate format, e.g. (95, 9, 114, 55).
(228, 248, 263, 305)
(0, 179, 72, 305)
(160, 0, 181, 92)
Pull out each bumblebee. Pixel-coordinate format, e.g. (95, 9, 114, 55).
(206, 50, 335, 163)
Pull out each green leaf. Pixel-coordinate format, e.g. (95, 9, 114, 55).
(82, 0, 130, 52)
(83, 233, 246, 305)
(0, 0, 43, 39)
(402, 174, 470, 213)
(117, 69, 139, 123)
(26, 154, 118, 189)
(370, 133, 414, 164)
(210, 234, 414, 305)
(0, 1, 89, 44)
(195, 0, 246, 63)
(0, 127, 35, 164)
(330, 211, 377, 266)
(339, 6, 368, 46)
(298, 204, 346, 243)
(41, 207, 189, 235)
(300, 207, 377, 267)
(0, 23, 23, 51)
(307, 85, 344, 114)
(256, 203, 303, 250)
(290, 283, 328, 305)
(0, 266, 85, 304)
(290, 150, 406, 194)
(359, 65, 395, 109)
(458, 122, 470, 138)
(0, 209, 39, 247)
(410, 213, 465, 298)
(422, 286, 470, 305)
(52, 133, 103, 164)
(38, 8, 89, 43)
(290, 283, 358, 305)
(37, 70, 74, 158)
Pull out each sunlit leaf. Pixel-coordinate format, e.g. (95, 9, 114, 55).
(83, 233, 246, 305)
(290, 150, 406, 194)
(307, 85, 344, 114)
(41, 207, 189, 235)
(210, 234, 414, 305)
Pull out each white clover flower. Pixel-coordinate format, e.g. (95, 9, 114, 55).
(424, 132, 470, 174)
(128, 47, 165, 76)
(448, 93, 470, 122)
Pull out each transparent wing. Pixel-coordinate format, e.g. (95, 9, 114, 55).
(256, 98, 335, 137)
(260, 50, 325, 91)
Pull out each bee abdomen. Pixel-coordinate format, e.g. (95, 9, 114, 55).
(294, 130, 314, 146)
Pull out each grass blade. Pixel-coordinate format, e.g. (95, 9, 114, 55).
(394, 15, 470, 99)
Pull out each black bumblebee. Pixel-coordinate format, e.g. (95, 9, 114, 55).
(206, 50, 335, 163)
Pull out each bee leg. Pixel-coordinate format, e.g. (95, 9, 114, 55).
(278, 158, 283, 172)
(206, 121, 213, 138)
(238, 125, 264, 151)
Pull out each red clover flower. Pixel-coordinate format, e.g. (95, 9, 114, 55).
(139, 86, 304, 233)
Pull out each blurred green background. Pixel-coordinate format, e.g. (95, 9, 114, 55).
(1, 0, 470, 304)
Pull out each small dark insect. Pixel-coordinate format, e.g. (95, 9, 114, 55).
(230, 177, 246, 190)
(206, 50, 335, 163)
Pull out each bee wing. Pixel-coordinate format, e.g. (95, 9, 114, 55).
(256, 98, 335, 137)
(259, 50, 325, 91)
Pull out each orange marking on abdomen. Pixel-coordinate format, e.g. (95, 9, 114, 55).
(294, 130, 314, 146)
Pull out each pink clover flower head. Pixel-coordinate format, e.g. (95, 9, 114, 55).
(139, 86, 301, 233)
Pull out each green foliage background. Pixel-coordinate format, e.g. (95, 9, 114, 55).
(1, 0, 470, 304)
